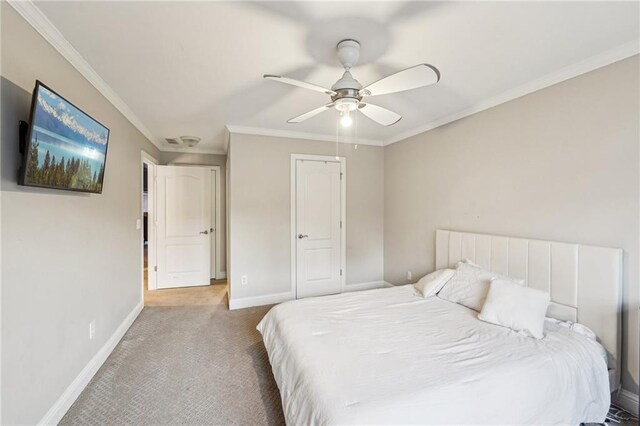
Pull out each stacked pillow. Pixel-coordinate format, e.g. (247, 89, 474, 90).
(414, 260, 550, 339)
(413, 268, 456, 298)
(437, 260, 523, 312)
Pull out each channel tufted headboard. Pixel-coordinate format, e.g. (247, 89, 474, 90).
(435, 229, 623, 391)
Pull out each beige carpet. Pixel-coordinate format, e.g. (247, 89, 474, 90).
(60, 290, 285, 425)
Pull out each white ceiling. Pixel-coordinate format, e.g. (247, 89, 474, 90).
(31, 1, 640, 153)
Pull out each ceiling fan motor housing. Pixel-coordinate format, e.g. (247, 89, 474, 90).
(331, 40, 365, 108)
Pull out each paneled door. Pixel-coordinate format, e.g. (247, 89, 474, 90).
(210, 169, 217, 279)
(156, 166, 211, 289)
(295, 158, 343, 298)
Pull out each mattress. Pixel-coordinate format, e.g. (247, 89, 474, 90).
(257, 285, 610, 425)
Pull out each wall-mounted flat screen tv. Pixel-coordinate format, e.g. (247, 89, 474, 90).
(19, 81, 110, 193)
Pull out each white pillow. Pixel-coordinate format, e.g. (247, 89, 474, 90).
(414, 269, 455, 298)
(455, 259, 482, 268)
(437, 262, 523, 311)
(478, 278, 550, 339)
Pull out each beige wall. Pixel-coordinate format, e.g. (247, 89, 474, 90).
(1, 5, 160, 424)
(384, 56, 639, 395)
(160, 152, 227, 275)
(228, 134, 384, 301)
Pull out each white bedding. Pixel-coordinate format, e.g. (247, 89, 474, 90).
(257, 285, 610, 425)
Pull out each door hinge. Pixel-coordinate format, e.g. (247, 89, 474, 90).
(154, 266, 157, 272)
(340, 220, 342, 229)
(340, 269, 343, 276)
(340, 172, 343, 180)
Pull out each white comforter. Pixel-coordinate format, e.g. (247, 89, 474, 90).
(257, 285, 610, 425)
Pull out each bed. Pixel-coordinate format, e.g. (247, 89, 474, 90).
(257, 230, 622, 425)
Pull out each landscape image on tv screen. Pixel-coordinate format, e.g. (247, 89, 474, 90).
(21, 82, 109, 193)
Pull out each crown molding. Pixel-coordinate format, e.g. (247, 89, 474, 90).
(222, 127, 231, 153)
(384, 40, 640, 146)
(226, 125, 384, 147)
(8, 0, 163, 150)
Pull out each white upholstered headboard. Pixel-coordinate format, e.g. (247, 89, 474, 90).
(435, 229, 623, 390)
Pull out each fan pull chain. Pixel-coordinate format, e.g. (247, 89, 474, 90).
(354, 109, 359, 150)
(335, 113, 340, 160)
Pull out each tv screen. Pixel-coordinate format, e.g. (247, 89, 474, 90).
(20, 81, 110, 193)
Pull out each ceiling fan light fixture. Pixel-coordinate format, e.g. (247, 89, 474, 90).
(335, 98, 358, 128)
(340, 110, 353, 128)
(334, 97, 358, 112)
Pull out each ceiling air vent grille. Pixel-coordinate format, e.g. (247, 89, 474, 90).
(165, 138, 179, 145)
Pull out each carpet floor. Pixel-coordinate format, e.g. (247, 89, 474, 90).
(60, 299, 285, 425)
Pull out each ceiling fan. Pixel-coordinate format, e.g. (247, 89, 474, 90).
(264, 39, 440, 127)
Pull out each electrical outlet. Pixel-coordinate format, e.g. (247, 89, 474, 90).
(407, 271, 412, 281)
(89, 320, 96, 340)
(241, 275, 248, 285)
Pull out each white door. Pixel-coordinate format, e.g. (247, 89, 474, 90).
(156, 166, 211, 289)
(295, 159, 343, 298)
(210, 169, 217, 279)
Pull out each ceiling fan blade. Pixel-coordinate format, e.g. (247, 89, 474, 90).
(264, 75, 336, 96)
(288, 103, 335, 123)
(359, 103, 402, 126)
(361, 64, 440, 97)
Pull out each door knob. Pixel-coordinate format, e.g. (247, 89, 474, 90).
(200, 230, 209, 235)
(298, 234, 308, 239)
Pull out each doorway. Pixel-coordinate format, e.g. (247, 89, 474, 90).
(290, 154, 346, 299)
(141, 151, 158, 299)
(142, 160, 225, 304)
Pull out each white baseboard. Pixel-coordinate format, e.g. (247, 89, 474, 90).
(38, 301, 144, 425)
(229, 291, 293, 310)
(216, 271, 227, 280)
(344, 281, 387, 292)
(616, 388, 639, 416)
(383, 281, 394, 287)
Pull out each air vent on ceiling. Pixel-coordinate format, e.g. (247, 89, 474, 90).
(165, 138, 180, 145)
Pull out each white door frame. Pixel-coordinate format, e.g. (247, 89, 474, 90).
(290, 153, 346, 299)
(211, 166, 222, 279)
(141, 150, 158, 295)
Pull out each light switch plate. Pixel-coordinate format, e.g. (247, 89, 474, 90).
(136, 219, 142, 230)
